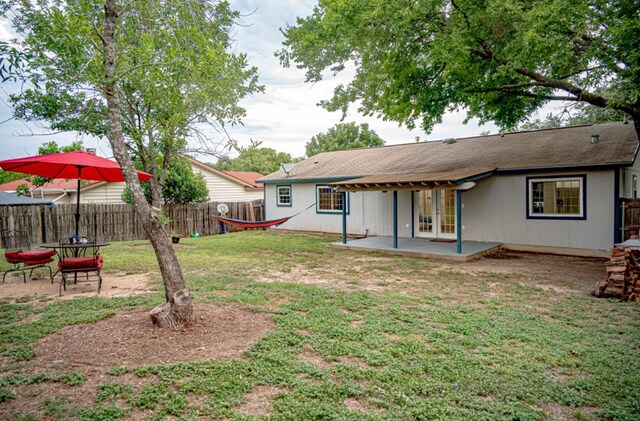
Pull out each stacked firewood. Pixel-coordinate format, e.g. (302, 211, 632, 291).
(593, 247, 640, 302)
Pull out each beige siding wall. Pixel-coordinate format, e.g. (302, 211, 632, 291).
(622, 152, 640, 198)
(265, 183, 412, 237)
(460, 170, 615, 251)
(265, 169, 616, 251)
(69, 182, 127, 204)
(191, 163, 263, 202)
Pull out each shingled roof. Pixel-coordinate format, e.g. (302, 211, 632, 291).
(259, 122, 638, 183)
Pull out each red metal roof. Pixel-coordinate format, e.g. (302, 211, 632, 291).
(0, 178, 101, 192)
(222, 171, 264, 188)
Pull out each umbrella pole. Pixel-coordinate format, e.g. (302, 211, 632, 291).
(75, 167, 81, 238)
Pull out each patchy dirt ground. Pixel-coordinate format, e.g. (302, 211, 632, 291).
(33, 303, 274, 370)
(0, 248, 611, 419)
(257, 250, 606, 295)
(0, 271, 154, 302)
(455, 250, 606, 294)
(236, 385, 286, 417)
(0, 303, 275, 420)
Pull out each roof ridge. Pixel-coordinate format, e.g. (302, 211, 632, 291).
(310, 122, 629, 159)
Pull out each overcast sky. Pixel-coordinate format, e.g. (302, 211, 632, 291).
(0, 0, 557, 163)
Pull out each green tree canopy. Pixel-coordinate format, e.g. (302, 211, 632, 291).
(278, 1, 640, 135)
(6, 0, 262, 206)
(305, 122, 384, 157)
(215, 140, 296, 174)
(37, 140, 84, 155)
(519, 103, 628, 131)
(122, 156, 208, 205)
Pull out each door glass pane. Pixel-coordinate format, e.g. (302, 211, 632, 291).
(418, 190, 433, 233)
(440, 190, 456, 234)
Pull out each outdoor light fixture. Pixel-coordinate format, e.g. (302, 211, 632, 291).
(591, 133, 600, 144)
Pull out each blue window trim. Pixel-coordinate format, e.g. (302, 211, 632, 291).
(315, 184, 350, 215)
(526, 174, 587, 220)
(276, 184, 292, 207)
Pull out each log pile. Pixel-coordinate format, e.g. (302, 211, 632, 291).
(592, 247, 640, 302)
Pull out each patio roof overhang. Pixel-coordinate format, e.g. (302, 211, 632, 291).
(329, 167, 496, 192)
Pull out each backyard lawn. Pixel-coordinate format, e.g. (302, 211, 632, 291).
(0, 231, 638, 420)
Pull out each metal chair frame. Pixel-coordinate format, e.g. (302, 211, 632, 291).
(2, 230, 53, 283)
(56, 239, 102, 295)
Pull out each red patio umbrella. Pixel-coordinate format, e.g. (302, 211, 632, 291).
(0, 150, 152, 238)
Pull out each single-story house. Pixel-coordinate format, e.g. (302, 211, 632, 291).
(0, 158, 264, 205)
(258, 122, 639, 258)
(187, 157, 264, 202)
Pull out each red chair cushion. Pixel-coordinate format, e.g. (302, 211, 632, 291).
(59, 256, 103, 271)
(22, 257, 54, 266)
(19, 250, 56, 260)
(5, 250, 23, 264)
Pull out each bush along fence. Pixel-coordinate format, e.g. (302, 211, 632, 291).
(0, 199, 264, 247)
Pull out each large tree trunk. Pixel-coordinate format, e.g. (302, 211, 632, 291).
(103, 0, 192, 328)
(149, 178, 163, 208)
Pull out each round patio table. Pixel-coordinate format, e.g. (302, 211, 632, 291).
(40, 241, 110, 257)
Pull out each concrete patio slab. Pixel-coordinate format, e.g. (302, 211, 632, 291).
(332, 236, 501, 262)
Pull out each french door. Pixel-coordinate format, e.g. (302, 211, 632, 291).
(415, 189, 456, 239)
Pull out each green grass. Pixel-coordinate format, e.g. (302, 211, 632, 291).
(1, 231, 639, 420)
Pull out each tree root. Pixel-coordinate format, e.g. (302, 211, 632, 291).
(149, 288, 193, 329)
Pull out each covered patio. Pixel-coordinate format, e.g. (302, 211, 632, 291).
(333, 236, 501, 262)
(329, 167, 497, 260)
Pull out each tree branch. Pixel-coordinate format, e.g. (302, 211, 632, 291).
(472, 39, 638, 117)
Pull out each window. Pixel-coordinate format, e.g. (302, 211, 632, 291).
(527, 176, 585, 219)
(316, 185, 348, 214)
(276, 185, 292, 207)
(633, 175, 638, 199)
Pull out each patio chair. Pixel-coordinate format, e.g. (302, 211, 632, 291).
(2, 230, 55, 283)
(56, 239, 103, 295)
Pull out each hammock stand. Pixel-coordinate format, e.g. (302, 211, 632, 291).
(212, 202, 316, 229)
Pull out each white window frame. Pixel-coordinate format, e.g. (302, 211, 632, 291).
(276, 185, 292, 207)
(316, 185, 348, 214)
(527, 176, 585, 219)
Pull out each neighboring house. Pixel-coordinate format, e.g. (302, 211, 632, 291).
(259, 122, 640, 257)
(0, 158, 265, 205)
(0, 179, 127, 204)
(187, 157, 264, 202)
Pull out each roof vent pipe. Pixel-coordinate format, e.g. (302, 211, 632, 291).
(591, 133, 600, 144)
(443, 138, 456, 144)
(415, 136, 420, 142)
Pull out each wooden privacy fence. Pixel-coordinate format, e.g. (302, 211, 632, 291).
(0, 199, 264, 247)
(622, 198, 640, 241)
